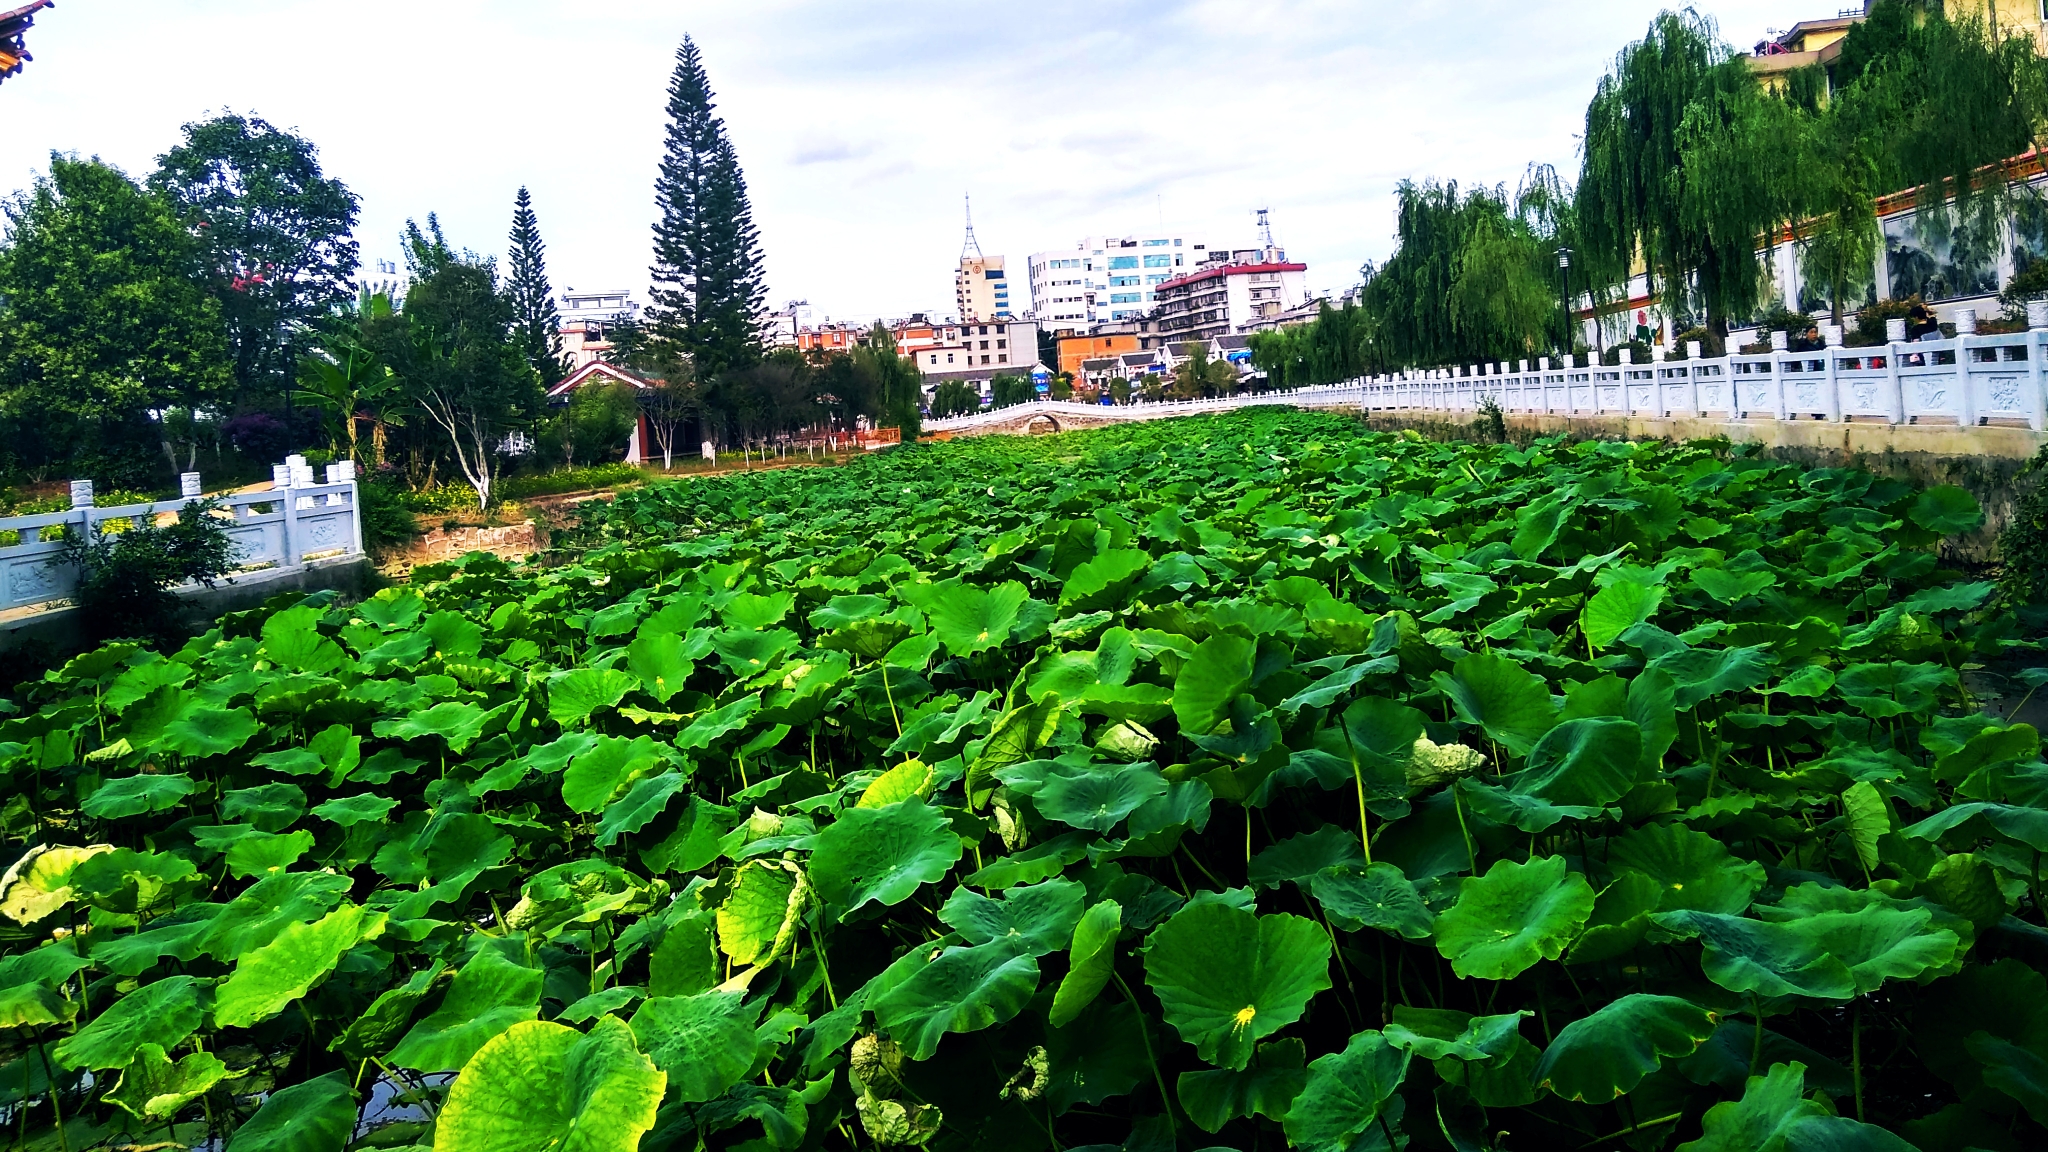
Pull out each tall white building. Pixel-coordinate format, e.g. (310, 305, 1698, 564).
(1027, 233, 1208, 329)
(954, 198, 1015, 322)
(354, 257, 410, 306)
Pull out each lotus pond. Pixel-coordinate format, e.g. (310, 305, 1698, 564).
(1, 408, 2043, 1152)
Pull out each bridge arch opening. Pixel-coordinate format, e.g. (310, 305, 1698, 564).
(1024, 413, 1061, 435)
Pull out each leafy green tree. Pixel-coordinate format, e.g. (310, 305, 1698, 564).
(547, 380, 638, 468)
(148, 114, 360, 408)
(507, 187, 567, 387)
(1170, 342, 1237, 399)
(929, 379, 978, 418)
(0, 156, 230, 481)
(855, 325, 920, 439)
(989, 374, 1035, 408)
(647, 36, 768, 381)
(296, 292, 404, 463)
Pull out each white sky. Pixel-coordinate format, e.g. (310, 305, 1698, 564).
(3, 0, 1795, 323)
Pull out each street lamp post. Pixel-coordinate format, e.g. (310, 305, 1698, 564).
(1556, 247, 1574, 362)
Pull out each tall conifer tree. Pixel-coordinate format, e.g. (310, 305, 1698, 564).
(647, 36, 767, 379)
(506, 187, 565, 386)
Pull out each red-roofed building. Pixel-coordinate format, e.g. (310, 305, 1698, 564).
(0, 1, 54, 87)
(1150, 254, 1309, 341)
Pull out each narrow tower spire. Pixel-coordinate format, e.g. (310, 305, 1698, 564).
(962, 193, 983, 260)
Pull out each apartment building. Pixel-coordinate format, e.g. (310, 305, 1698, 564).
(909, 319, 1040, 373)
(1150, 248, 1310, 340)
(1027, 233, 1207, 328)
(956, 255, 1014, 321)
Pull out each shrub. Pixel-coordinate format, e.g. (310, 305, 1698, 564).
(2002, 444, 2048, 623)
(60, 499, 234, 645)
(356, 478, 421, 556)
(497, 462, 647, 500)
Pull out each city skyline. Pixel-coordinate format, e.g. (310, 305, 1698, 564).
(3, 0, 1796, 321)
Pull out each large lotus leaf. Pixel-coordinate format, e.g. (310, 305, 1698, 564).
(1609, 823, 1765, 915)
(215, 904, 385, 1028)
(0, 982, 74, 1030)
(642, 795, 743, 875)
(921, 579, 1029, 658)
(192, 870, 352, 960)
(328, 961, 449, 1064)
(1061, 549, 1152, 611)
(1965, 1032, 2048, 1126)
(422, 608, 484, 657)
(1173, 633, 1257, 736)
(1655, 902, 1959, 1000)
(222, 829, 315, 878)
(223, 1069, 356, 1152)
(1310, 862, 1434, 939)
(1280, 1029, 1410, 1152)
(562, 735, 668, 814)
(629, 990, 760, 1103)
(1648, 645, 1774, 710)
(1434, 651, 1556, 756)
(70, 848, 198, 915)
(1583, 581, 1664, 651)
(809, 798, 964, 920)
(1457, 778, 1607, 833)
(965, 695, 1064, 807)
(260, 606, 350, 674)
(1382, 1005, 1526, 1063)
(675, 694, 763, 751)
(859, 758, 935, 808)
(548, 667, 638, 727)
(161, 705, 260, 758)
(506, 859, 652, 936)
(1142, 901, 1332, 1070)
(1677, 1061, 1916, 1152)
(1249, 825, 1365, 890)
(938, 878, 1086, 956)
(1034, 762, 1169, 832)
(871, 938, 1041, 1060)
(1902, 802, 2048, 852)
(597, 770, 690, 847)
(1908, 485, 1984, 536)
(373, 700, 487, 752)
(221, 782, 309, 832)
(1177, 1037, 1308, 1133)
(104, 1043, 231, 1121)
(55, 975, 206, 1071)
(1509, 717, 1642, 806)
(1049, 899, 1122, 1028)
(83, 774, 198, 819)
(387, 946, 544, 1072)
(626, 630, 694, 704)
(1692, 568, 1777, 604)
(311, 792, 398, 827)
(1, 844, 114, 924)
(1431, 855, 1595, 980)
(437, 1016, 666, 1152)
(722, 590, 797, 631)
(1512, 495, 1571, 560)
(717, 859, 807, 968)
(1837, 661, 1956, 718)
(1533, 994, 1718, 1102)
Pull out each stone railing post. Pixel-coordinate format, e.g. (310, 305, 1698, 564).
(1955, 308, 1978, 428)
(1823, 323, 1844, 423)
(1770, 331, 1790, 421)
(2028, 301, 2048, 432)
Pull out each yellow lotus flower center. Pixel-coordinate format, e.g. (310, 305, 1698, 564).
(1232, 1005, 1257, 1030)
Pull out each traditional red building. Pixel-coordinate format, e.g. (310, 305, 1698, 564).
(0, 1, 54, 87)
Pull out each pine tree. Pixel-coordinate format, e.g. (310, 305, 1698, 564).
(507, 187, 565, 386)
(647, 36, 767, 380)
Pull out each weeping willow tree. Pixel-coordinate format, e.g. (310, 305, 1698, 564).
(1581, 10, 1784, 337)
(1246, 301, 1372, 389)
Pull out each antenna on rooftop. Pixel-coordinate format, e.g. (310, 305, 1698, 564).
(962, 193, 983, 260)
(1256, 208, 1275, 249)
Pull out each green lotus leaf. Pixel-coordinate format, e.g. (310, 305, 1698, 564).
(224, 1069, 357, 1152)
(1967, 1032, 2048, 1126)
(222, 829, 315, 878)
(0, 982, 74, 1029)
(938, 878, 1085, 956)
(722, 589, 797, 631)
(1908, 484, 1983, 536)
(1310, 862, 1433, 939)
(1509, 717, 1642, 806)
(717, 859, 807, 968)
(627, 630, 695, 704)
(1533, 993, 1717, 1102)
(1382, 1005, 1528, 1063)
(387, 946, 544, 1072)
(1608, 823, 1764, 915)
(1648, 645, 1774, 710)
(1843, 780, 1891, 872)
(372, 700, 488, 751)
(1061, 548, 1152, 611)
(809, 798, 964, 920)
(82, 774, 198, 819)
(1691, 568, 1777, 604)
(221, 782, 308, 831)
(1049, 899, 1123, 1029)
(547, 667, 638, 727)
(1434, 650, 1556, 756)
(104, 1042, 231, 1121)
(648, 912, 720, 998)
(1142, 901, 1332, 1070)
(917, 578, 1028, 658)
(859, 758, 935, 807)
(423, 608, 484, 657)
(1678, 1061, 1916, 1151)
(437, 1016, 666, 1152)
(260, 606, 350, 674)
(1177, 1037, 1308, 1133)
(215, 904, 386, 1028)
(1431, 855, 1595, 980)
(1248, 825, 1365, 890)
(55, 974, 205, 1071)
(1583, 581, 1664, 651)
(192, 870, 352, 960)
(310, 792, 398, 826)
(356, 588, 425, 629)
(1902, 802, 2048, 851)
(675, 693, 763, 751)
(1034, 762, 1170, 832)
(1511, 495, 1571, 560)
(1280, 1029, 1410, 1152)
(870, 938, 1041, 1061)
(596, 770, 691, 847)
(1173, 633, 1257, 736)
(641, 795, 742, 875)
(1656, 898, 1960, 1000)
(328, 961, 449, 1064)
(161, 705, 260, 758)
(562, 734, 668, 814)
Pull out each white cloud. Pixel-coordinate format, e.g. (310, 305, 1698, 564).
(0, 0, 1792, 320)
